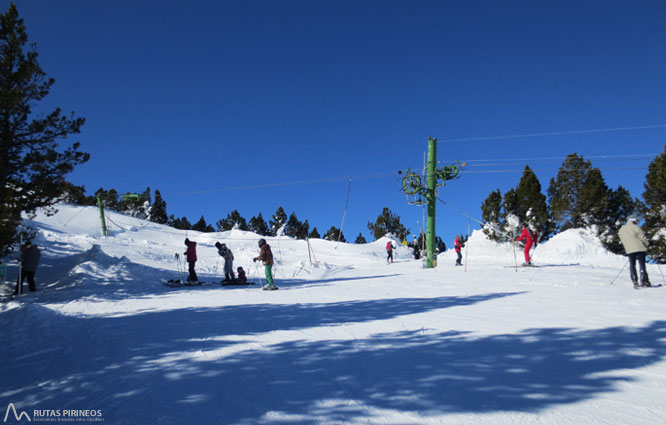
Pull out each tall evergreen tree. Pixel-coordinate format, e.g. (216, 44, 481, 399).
(0, 4, 89, 253)
(285, 212, 309, 239)
(514, 166, 552, 240)
(548, 153, 608, 231)
(192, 216, 214, 232)
(480, 189, 504, 242)
(248, 213, 269, 236)
(324, 226, 346, 242)
(151, 190, 168, 224)
(640, 147, 666, 262)
(367, 207, 410, 240)
(216, 210, 248, 231)
(269, 206, 288, 236)
(354, 233, 367, 244)
(309, 227, 321, 239)
(599, 186, 635, 254)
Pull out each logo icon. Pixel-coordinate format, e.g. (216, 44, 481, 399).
(3, 403, 31, 422)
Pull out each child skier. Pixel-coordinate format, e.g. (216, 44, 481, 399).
(215, 242, 235, 282)
(184, 238, 198, 282)
(236, 267, 247, 284)
(253, 238, 277, 290)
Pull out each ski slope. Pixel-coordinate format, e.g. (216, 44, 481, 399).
(1, 204, 665, 425)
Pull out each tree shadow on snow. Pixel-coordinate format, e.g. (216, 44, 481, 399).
(1, 294, 666, 424)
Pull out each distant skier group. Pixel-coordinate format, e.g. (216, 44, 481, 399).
(181, 237, 276, 290)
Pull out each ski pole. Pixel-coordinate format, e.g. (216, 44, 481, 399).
(657, 263, 665, 285)
(610, 259, 629, 285)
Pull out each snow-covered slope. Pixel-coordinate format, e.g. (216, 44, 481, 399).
(1, 204, 665, 425)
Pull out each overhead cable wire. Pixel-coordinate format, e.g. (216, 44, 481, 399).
(442, 153, 659, 165)
(438, 124, 666, 144)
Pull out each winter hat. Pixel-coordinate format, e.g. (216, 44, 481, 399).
(627, 214, 639, 223)
(258, 238, 266, 247)
(215, 242, 222, 248)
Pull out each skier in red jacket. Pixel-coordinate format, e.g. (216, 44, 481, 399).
(515, 225, 536, 266)
(184, 238, 198, 282)
(454, 235, 464, 266)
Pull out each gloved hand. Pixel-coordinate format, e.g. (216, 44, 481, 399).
(253, 258, 257, 262)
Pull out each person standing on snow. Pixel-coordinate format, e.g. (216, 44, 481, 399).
(454, 235, 464, 266)
(515, 225, 536, 266)
(14, 241, 41, 294)
(618, 215, 651, 289)
(386, 240, 396, 264)
(254, 238, 277, 290)
(215, 242, 235, 282)
(184, 238, 198, 282)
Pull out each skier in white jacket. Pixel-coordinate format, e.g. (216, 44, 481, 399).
(618, 215, 651, 288)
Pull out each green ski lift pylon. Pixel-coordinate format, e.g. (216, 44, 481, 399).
(96, 194, 108, 237)
(121, 193, 141, 202)
(399, 137, 464, 268)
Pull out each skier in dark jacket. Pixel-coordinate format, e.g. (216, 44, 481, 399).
(184, 238, 198, 282)
(515, 225, 536, 266)
(454, 235, 464, 266)
(253, 238, 277, 290)
(215, 242, 235, 282)
(14, 241, 41, 294)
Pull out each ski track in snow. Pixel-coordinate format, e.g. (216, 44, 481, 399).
(0, 205, 665, 424)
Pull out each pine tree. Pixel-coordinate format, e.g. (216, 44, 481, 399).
(324, 226, 346, 242)
(309, 227, 321, 239)
(270, 206, 288, 236)
(480, 189, 503, 241)
(248, 213, 269, 236)
(61, 182, 93, 205)
(354, 233, 367, 244)
(151, 190, 168, 224)
(548, 153, 608, 231)
(514, 166, 552, 240)
(216, 210, 248, 231)
(0, 4, 89, 253)
(94, 188, 120, 211)
(367, 207, 410, 240)
(192, 216, 214, 232)
(171, 216, 192, 230)
(641, 147, 666, 262)
(599, 186, 635, 254)
(285, 212, 309, 239)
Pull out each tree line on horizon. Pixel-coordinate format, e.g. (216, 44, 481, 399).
(59, 185, 419, 246)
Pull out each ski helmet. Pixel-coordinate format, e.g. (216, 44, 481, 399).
(258, 238, 266, 247)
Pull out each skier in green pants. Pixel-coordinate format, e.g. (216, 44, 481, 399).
(254, 238, 278, 290)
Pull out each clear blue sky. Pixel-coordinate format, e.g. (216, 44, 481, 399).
(8, 0, 666, 246)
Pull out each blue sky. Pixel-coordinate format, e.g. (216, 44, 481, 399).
(8, 0, 666, 246)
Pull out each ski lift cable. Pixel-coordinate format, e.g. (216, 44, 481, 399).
(437, 124, 666, 144)
(442, 153, 659, 165)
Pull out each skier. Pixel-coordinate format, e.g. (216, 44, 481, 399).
(253, 238, 277, 290)
(215, 242, 235, 282)
(515, 225, 536, 266)
(386, 240, 396, 264)
(236, 266, 247, 284)
(454, 235, 464, 266)
(411, 235, 420, 259)
(184, 238, 198, 282)
(618, 215, 651, 289)
(13, 241, 41, 294)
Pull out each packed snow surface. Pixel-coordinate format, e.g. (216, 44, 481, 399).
(1, 204, 665, 424)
